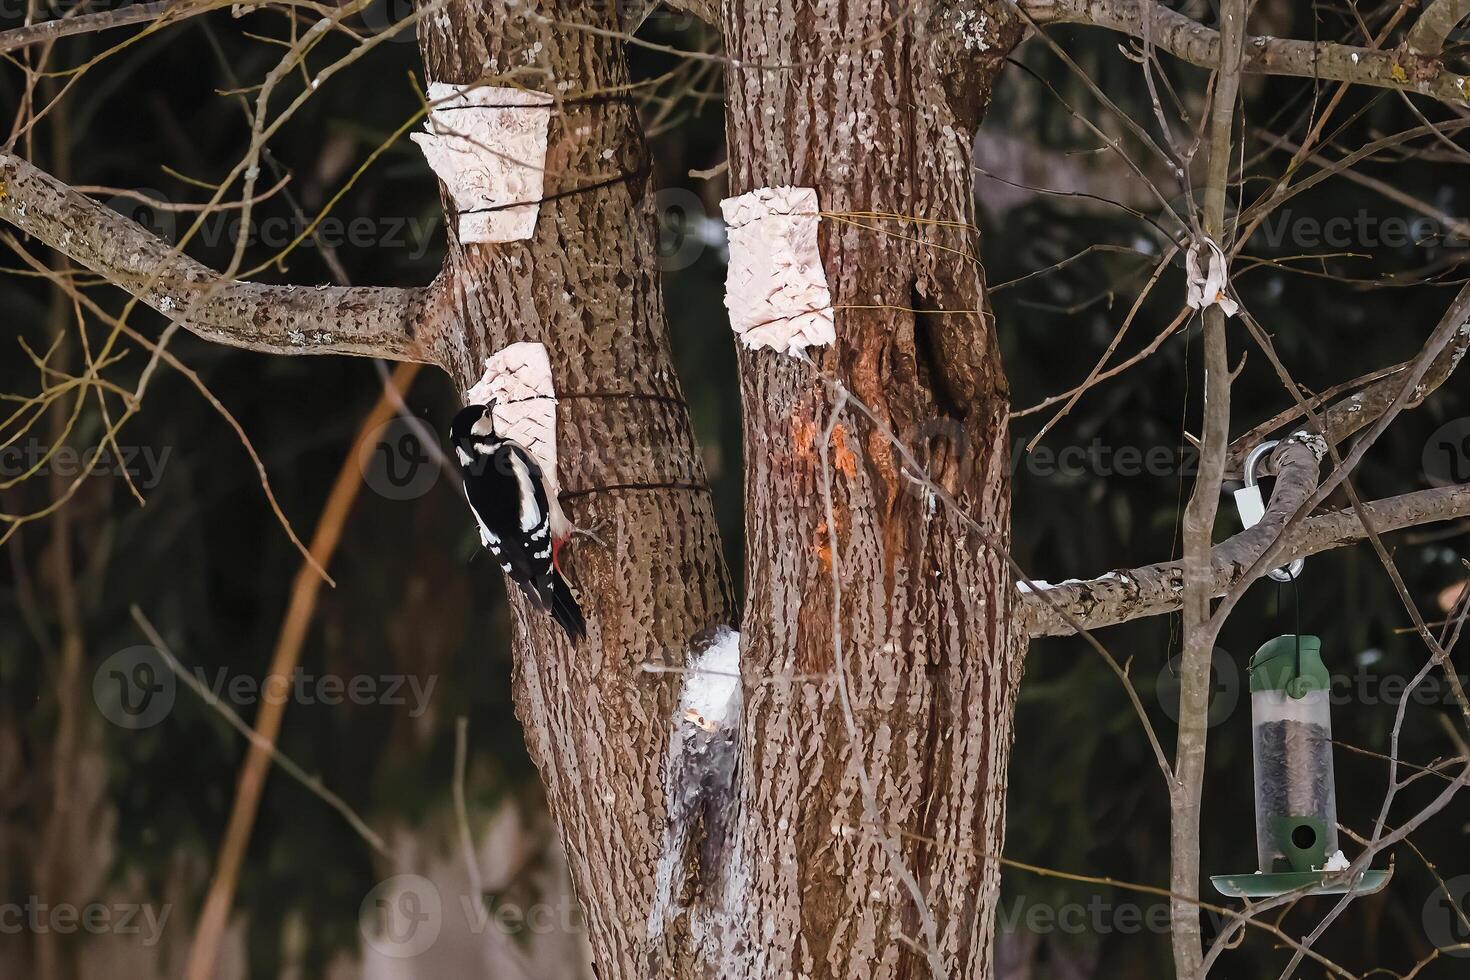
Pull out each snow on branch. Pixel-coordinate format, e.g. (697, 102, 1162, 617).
(0, 153, 444, 361)
(465, 341, 561, 494)
(1028, 278, 1470, 639)
(412, 83, 553, 244)
(721, 186, 836, 355)
(1022, 437, 1318, 635)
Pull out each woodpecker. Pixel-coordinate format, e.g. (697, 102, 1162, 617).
(449, 402, 586, 642)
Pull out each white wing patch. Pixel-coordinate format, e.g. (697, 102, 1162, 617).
(455, 446, 473, 466)
(507, 451, 544, 533)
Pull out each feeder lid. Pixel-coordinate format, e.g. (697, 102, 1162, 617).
(1249, 635, 1329, 697)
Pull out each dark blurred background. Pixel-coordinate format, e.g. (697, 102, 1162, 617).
(1, 1, 1468, 977)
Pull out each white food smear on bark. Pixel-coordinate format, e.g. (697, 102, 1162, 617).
(464, 341, 560, 496)
(720, 186, 835, 355)
(676, 626, 742, 732)
(648, 627, 742, 941)
(411, 83, 553, 243)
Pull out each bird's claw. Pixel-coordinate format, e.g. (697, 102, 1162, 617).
(568, 521, 609, 550)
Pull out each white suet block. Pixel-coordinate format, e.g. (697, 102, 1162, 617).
(412, 83, 553, 244)
(464, 342, 560, 495)
(720, 186, 835, 355)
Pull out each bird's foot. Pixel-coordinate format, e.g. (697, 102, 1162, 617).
(566, 520, 609, 551)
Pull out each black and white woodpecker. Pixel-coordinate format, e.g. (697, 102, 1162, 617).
(449, 403, 586, 642)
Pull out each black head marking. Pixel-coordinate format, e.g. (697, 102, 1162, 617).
(450, 401, 498, 444)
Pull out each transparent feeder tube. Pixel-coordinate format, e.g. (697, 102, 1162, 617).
(1251, 688, 1338, 873)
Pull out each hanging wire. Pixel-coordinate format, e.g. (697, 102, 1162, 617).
(1293, 572, 1305, 678)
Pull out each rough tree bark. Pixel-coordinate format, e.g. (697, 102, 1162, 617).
(416, 2, 737, 976)
(709, 2, 1027, 976)
(411, 2, 1044, 974)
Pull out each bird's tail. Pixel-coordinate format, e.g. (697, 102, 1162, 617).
(519, 569, 587, 644)
(547, 570, 586, 643)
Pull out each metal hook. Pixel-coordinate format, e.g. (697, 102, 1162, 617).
(1243, 439, 1305, 583)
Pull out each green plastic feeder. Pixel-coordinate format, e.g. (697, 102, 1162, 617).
(1211, 636, 1391, 899)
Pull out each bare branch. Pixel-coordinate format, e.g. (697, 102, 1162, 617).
(0, 153, 447, 363)
(1226, 318, 1470, 479)
(1020, 0, 1470, 103)
(130, 605, 395, 863)
(0, 0, 192, 55)
(1025, 479, 1470, 637)
(1169, 0, 1246, 959)
(1406, 0, 1470, 57)
(1026, 274, 1470, 640)
(182, 362, 421, 980)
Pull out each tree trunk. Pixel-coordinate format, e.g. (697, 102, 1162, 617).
(419, 3, 737, 977)
(420, 1, 1029, 977)
(707, 2, 1027, 977)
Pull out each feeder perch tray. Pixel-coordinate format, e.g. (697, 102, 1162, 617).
(1212, 868, 1391, 899)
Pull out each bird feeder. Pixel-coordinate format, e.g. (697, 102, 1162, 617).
(1211, 635, 1391, 898)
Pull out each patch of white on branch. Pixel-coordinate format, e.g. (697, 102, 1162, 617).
(720, 186, 835, 355)
(1185, 239, 1239, 317)
(1017, 571, 1133, 594)
(647, 627, 742, 942)
(1288, 429, 1330, 462)
(464, 341, 561, 496)
(411, 83, 553, 244)
(1451, 319, 1470, 370)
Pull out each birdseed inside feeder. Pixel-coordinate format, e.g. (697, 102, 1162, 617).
(1211, 635, 1391, 898)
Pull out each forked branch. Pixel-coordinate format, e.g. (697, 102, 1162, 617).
(1025, 481, 1470, 637)
(1225, 326, 1470, 480)
(0, 153, 448, 364)
(1024, 269, 1470, 638)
